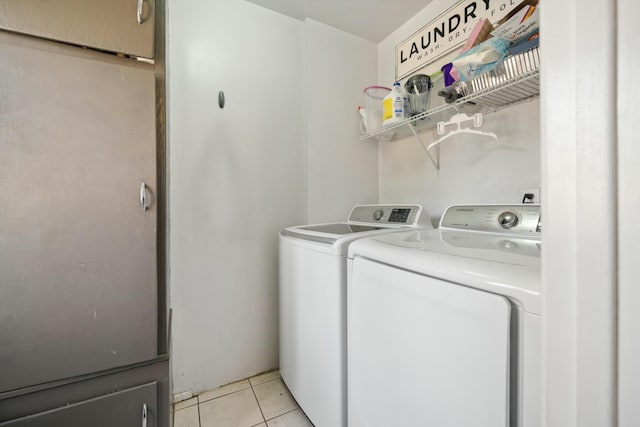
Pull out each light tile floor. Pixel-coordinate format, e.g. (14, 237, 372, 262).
(173, 370, 314, 427)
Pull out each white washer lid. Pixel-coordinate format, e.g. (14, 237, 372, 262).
(280, 223, 428, 256)
(348, 228, 541, 314)
(279, 204, 432, 255)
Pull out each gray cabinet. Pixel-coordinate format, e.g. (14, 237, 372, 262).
(0, 31, 158, 392)
(0, 0, 155, 58)
(1, 382, 157, 427)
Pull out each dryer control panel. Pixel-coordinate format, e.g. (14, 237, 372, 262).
(348, 204, 429, 227)
(440, 204, 541, 236)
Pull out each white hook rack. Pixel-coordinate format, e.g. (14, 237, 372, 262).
(407, 112, 497, 171)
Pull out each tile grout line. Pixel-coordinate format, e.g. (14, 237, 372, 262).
(181, 374, 282, 427)
(263, 407, 300, 423)
(174, 401, 198, 411)
(249, 379, 268, 425)
(197, 397, 202, 427)
(197, 380, 253, 405)
(255, 376, 305, 424)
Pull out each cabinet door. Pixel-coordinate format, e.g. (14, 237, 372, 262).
(0, 32, 157, 392)
(0, 0, 155, 58)
(0, 382, 157, 427)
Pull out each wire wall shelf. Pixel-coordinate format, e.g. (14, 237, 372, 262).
(360, 68, 540, 143)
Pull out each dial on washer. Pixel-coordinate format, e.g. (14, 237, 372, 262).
(373, 209, 384, 221)
(498, 211, 519, 229)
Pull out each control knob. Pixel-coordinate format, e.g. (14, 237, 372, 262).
(497, 211, 519, 229)
(373, 209, 384, 221)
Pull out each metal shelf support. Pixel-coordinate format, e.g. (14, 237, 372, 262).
(408, 123, 439, 172)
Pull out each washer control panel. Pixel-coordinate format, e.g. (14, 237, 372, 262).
(440, 204, 541, 236)
(348, 204, 427, 226)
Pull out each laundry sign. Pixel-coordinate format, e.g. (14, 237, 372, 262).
(396, 0, 523, 80)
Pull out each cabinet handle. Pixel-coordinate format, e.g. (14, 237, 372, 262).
(137, 0, 143, 24)
(142, 403, 148, 427)
(140, 182, 148, 211)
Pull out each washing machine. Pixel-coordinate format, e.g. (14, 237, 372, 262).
(279, 204, 431, 427)
(347, 204, 542, 427)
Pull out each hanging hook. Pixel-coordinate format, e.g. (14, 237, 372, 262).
(428, 112, 497, 152)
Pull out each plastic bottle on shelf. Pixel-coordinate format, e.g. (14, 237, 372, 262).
(382, 82, 408, 126)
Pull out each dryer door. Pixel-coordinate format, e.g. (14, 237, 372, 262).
(348, 256, 511, 427)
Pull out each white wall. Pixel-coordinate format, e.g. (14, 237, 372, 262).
(168, 0, 306, 395)
(168, 1, 379, 396)
(376, 0, 540, 222)
(305, 20, 378, 223)
(618, 1, 640, 424)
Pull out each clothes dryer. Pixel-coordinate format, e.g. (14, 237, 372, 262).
(347, 204, 541, 427)
(279, 204, 431, 427)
